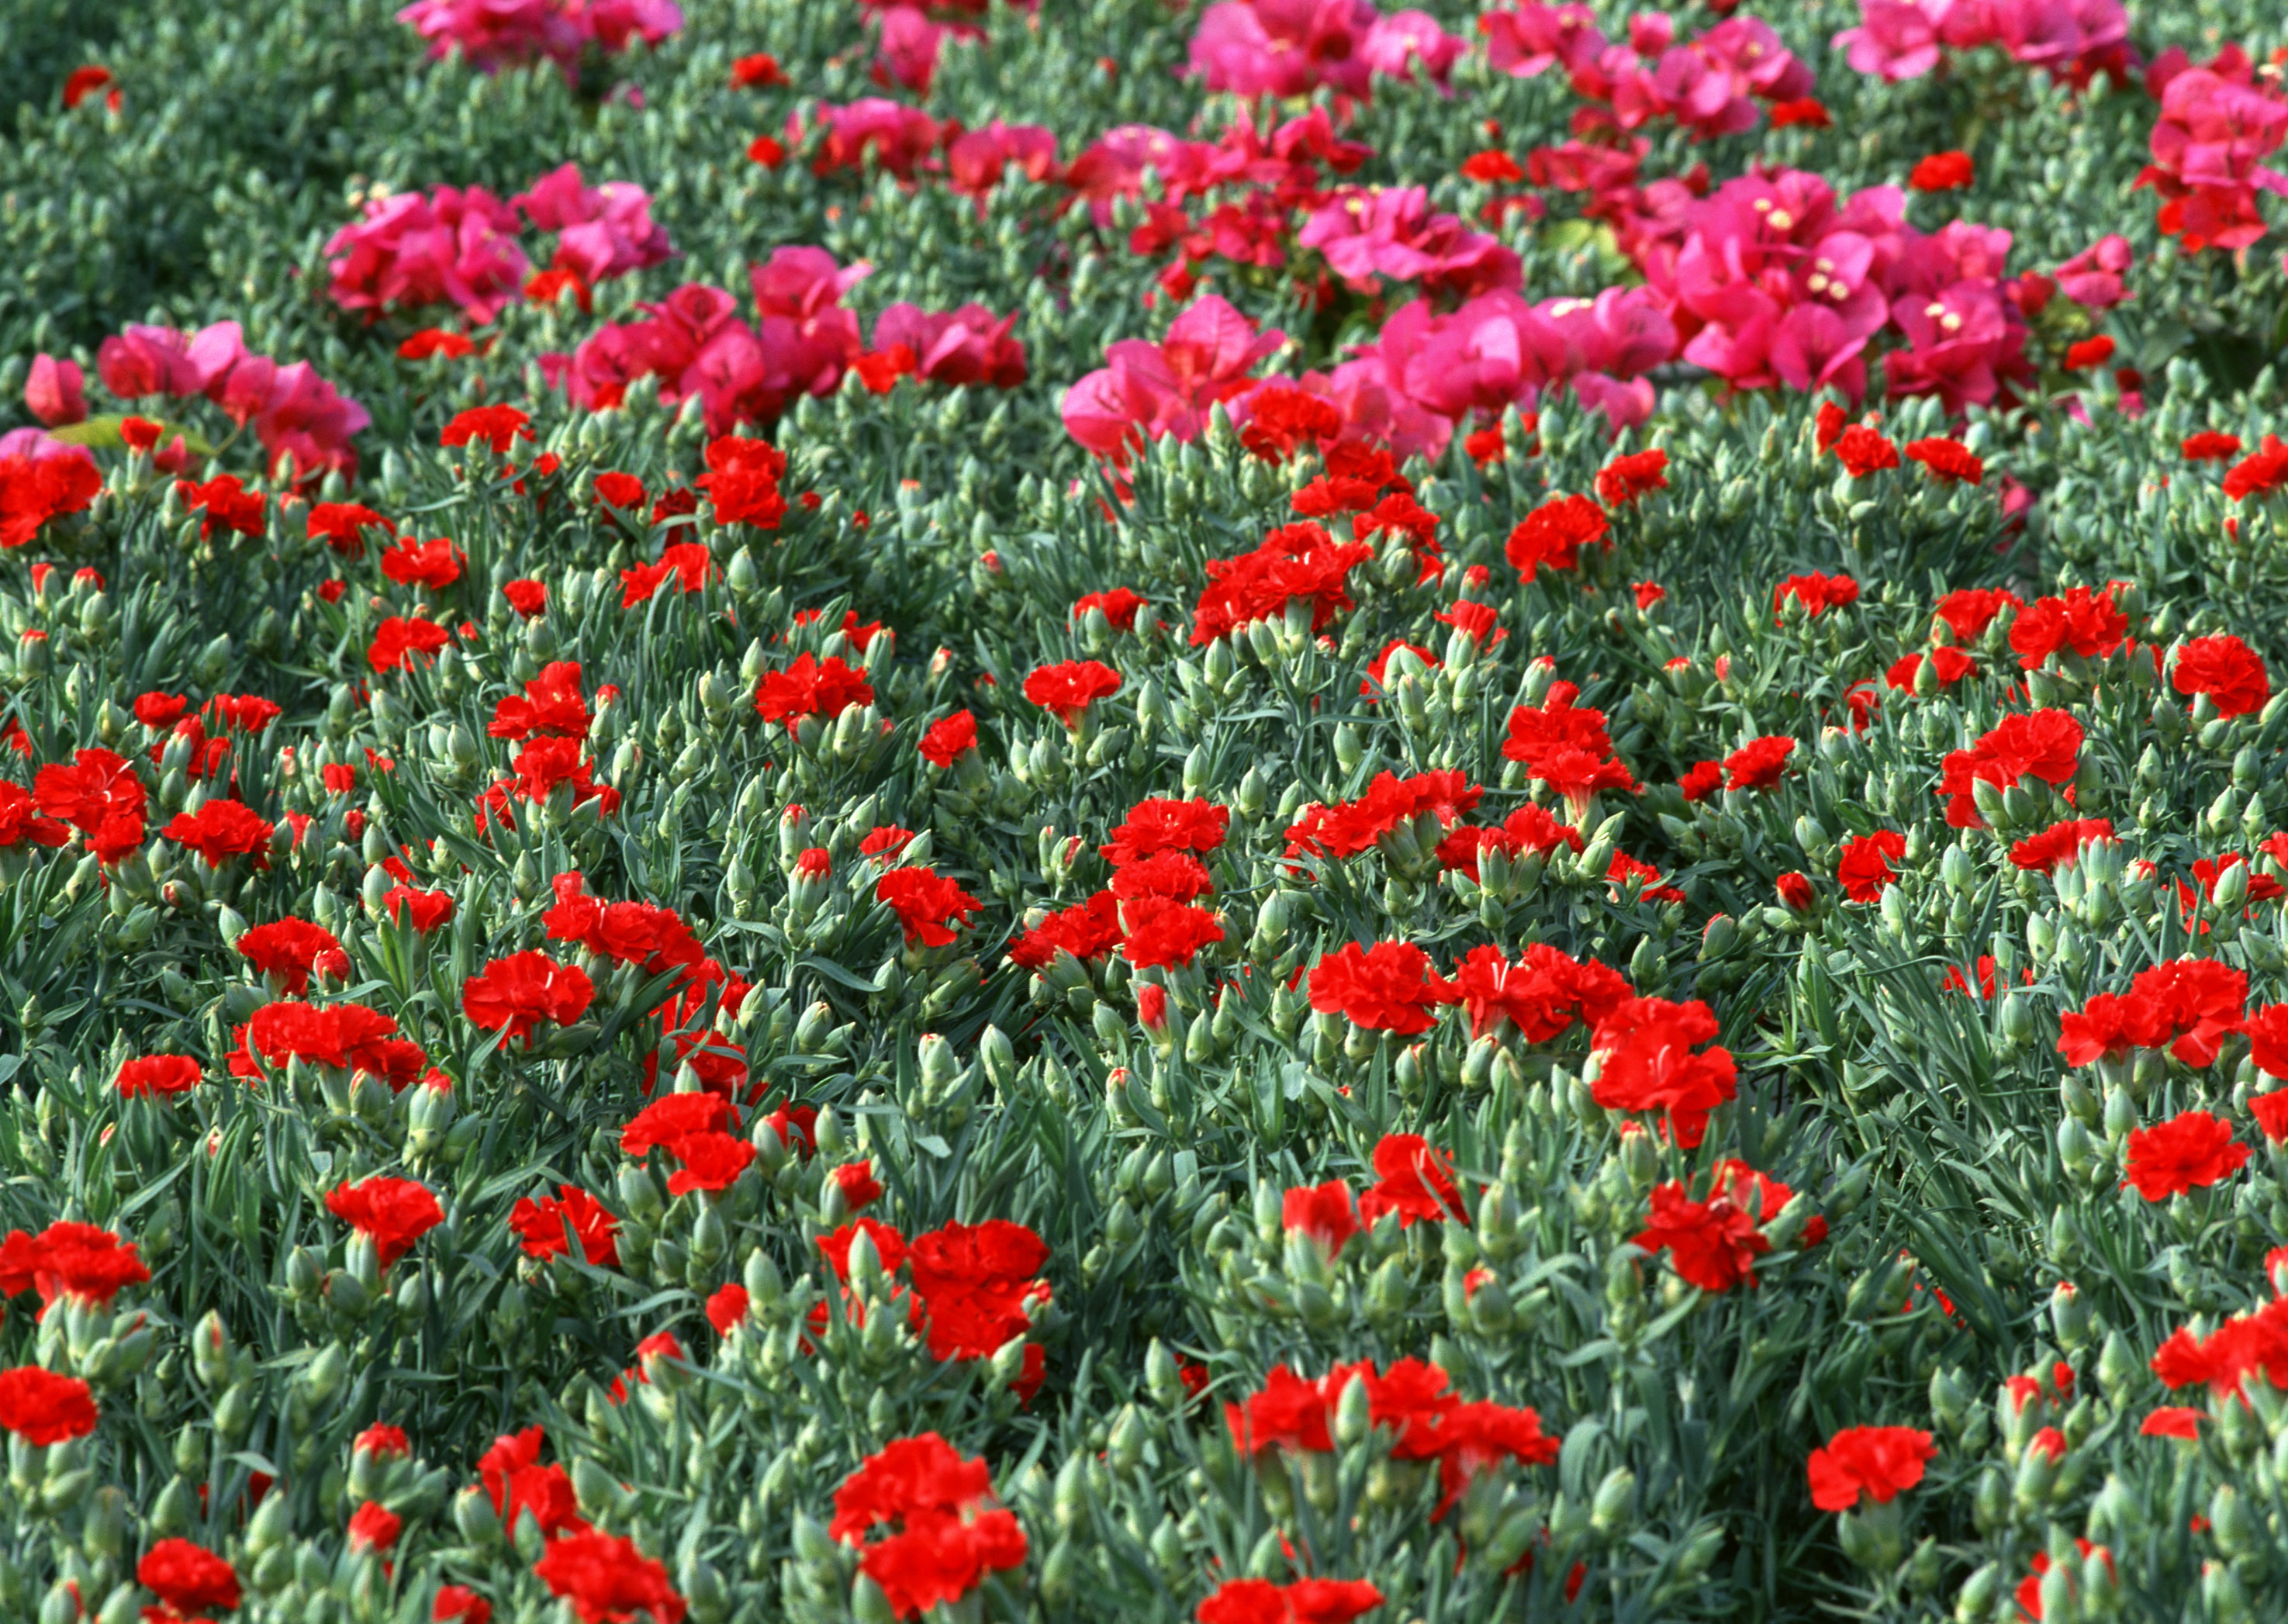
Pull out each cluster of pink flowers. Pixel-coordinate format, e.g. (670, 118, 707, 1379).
(326, 164, 675, 325)
(1064, 282, 1675, 471)
(2136, 46, 2288, 254)
(36, 322, 368, 483)
(1484, 6, 1814, 141)
(1642, 168, 2033, 410)
(396, 0, 682, 78)
(1834, 0, 2131, 88)
(543, 246, 1024, 433)
(1187, 0, 1467, 102)
(545, 248, 865, 430)
(1062, 296, 1287, 470)
(1298, 186, 1520, 299)
(855, 0, 1039, 93)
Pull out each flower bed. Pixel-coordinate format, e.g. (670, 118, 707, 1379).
(4, 0, 2288, 1619)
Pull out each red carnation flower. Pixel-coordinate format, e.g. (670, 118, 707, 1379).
(0, 1221, 149, 1311)
(510, 1185, 620, 1266)
(1775, 571, 1859, 617)
(1938, 710, 2083, 828)
(63, 64, 121, 112)
(1933, 587, 2022, 642)
(369, 614, 451, 672)
(2010, 586, 2127, 669)
(2223, 435, 2288, 501)
(1835, 830, 1906, 903)
(1198, 1577, 1385, 1624)
(2174, 634, 2270, 718)
(161, 797, 275, 866)
(706, 1282, 752, 1335)
(116, 1054, 202, 1099)
(2123, 1111, 2250, 1201)
(2013, 814, 2113, 878)
(1831, 425, 1898, 477)
(440, 404, 531, 454)
(0, 445, 102, 548)
(176, 473, 266, 539)
(1359, 1133, 1467, 1225)
(236, 918, 349, 996)
(348, 1501, 403, 1553)
(696, 434, 788, 529)
(1102, 797, 1229, 865)
(139, 1539, 241, 1617)
(385, 886, 455, 931)
(1806, 1425, 1934, 1511)
(379, 536, 465, 590)
(876, 866, 983, 948)
(533, 1528, 686, 1624)
(326, 1177, 443, 1270)
(2182, 431, 2243, 463)
(829, 1434, 1028, 1620)
(918, 709, 976, 766)
(0, 1365, 99, 1446)
(1073, 586, 1146, 629)
(1308, 942, 1458, 1035)
(755, 653, 874, 728)
(356, 1423, 410, 1457)
(1505, 493, 1608, 581)
(1023, 659, 1122, 725)
(307, 502, 396, 558)
(1118, 896, 1224, 969)
(1282, 1182, 1360, 1258)
(662, 1131, 758, 1196)
(1908, 150, 1972, 191)
(1723, 735, 1795, 791)
(1595, 447, 1668, 507)
(463, 951, 594, 1046)
(1635, 1178, 1771, 1292)
(1905, 437, 1983, 484)
(1885, 647, 1976, 692)
(1589, 997, 1736, 1148)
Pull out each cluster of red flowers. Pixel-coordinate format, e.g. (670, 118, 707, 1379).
(829, 1434, 1028, 1619)
(1198, 1578, 1385, 1624)
(1284, 1132, 1471, 1251)
(1008, 796, 1229, 974)
(816, 1216, 1054, 1401)
(1284, 769, 1479, 862)
(1937, 710, 2083, 828)
(1588, 995, 1738, 1148)
(1636, 1159, 1823, 1291)
(1191, 520, 1375, 645)
(228, 999, 429, 1089)
(2056, 958, 2255, 1069)
(1226, 1356, 1559, 1514)
(1502, 680, 1636, 814)
(620, 1093, 757, 1195)
(0, 1220, 150, 1314)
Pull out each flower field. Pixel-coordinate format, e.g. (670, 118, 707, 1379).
(7, 0, 2288, 1619)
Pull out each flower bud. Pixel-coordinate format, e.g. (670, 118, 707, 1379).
(1589, 1467, 1636, 1536)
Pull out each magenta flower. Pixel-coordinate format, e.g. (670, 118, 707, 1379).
(513, 164, 676, 285)
(323, 186, 529, 323)
(870, 305, 1027, 388)
(1298, 187, 1520, 298)
(1063, 296, 1287, 465)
